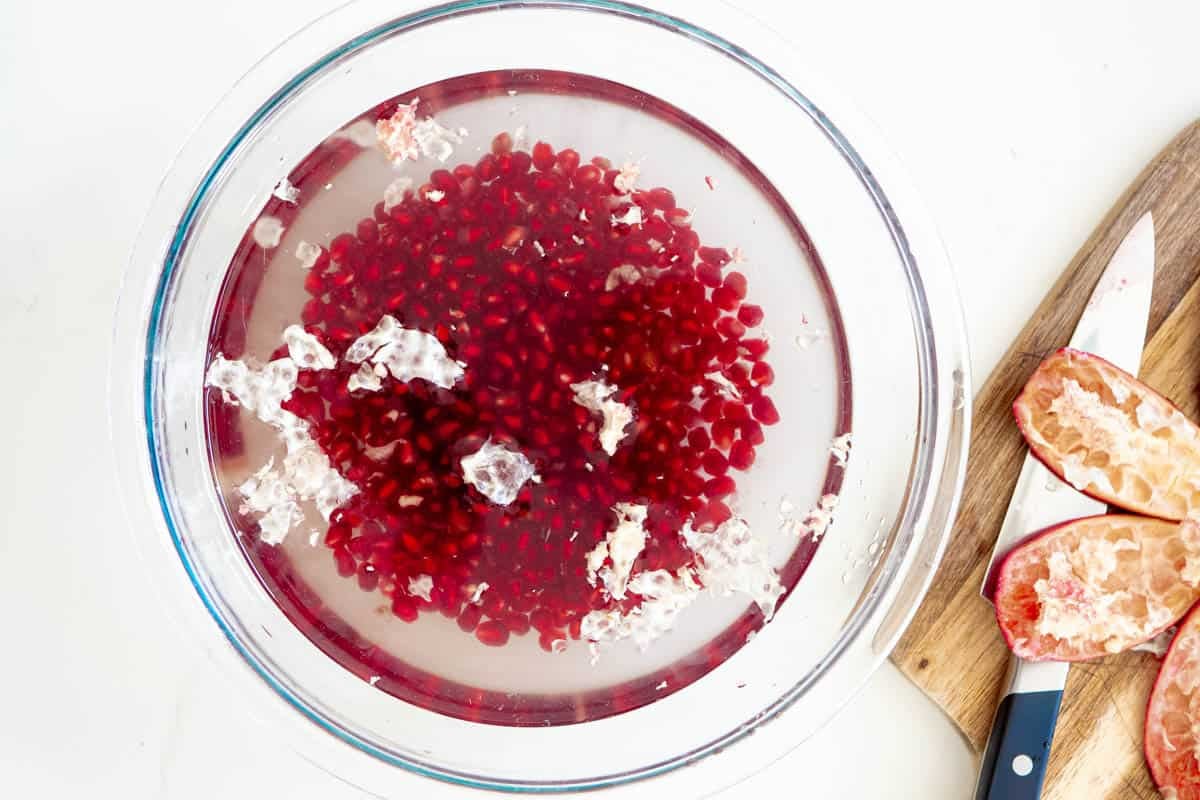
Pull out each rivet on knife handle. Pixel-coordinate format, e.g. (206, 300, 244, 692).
(974, 679, 1063, 799)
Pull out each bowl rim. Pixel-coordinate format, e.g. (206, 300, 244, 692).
(110, 0, 972, 794)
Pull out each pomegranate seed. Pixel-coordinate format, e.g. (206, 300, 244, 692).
(701, 450, 728, 475)
(556, 148, 580, 175)
(698, 246, 731, 267)
(647, 187, 675, 210)
(491, 131, 513, 154)
(505, 613, 532, 636)
(711, 419, 737, 451)
(392, 596, 418, 622)
(700, 397, 723, 422)
(457, 604, 482, 632)
(704, 475, 736, 498)
(476, 620, 511, 647)
(696, 262, 723, 288)
(750, 361, 774, 386)
(531, 141, 556, 171)
(723, 401, 749, 423)
(356, 218, 378, 243)
(737, 304, 764, 327)
(741, 338, 770, 360)
(325, 523, 351, 549)
(716, 316, 745, 339)
(723, 271, 748, 299)
(333, 548, 356, 577)
(574, 164, 601, 187)
(530, 608, 556, 633)
(728, 440, 755, 471)
(752, 396, 780, 425)
(711, 286, 738, 311)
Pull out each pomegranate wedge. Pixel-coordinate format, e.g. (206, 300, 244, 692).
(1014, 348, 1200, 520)
(993, 515, 1200, 661)
(1146, 604, 1200, 799)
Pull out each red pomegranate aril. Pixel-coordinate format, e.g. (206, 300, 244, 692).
(711, 419, 737, 451)
(505, 613, 532, 636)
(698, 246, 731, 267)
(531, 141, 556, 171)
(704, 475, 736, 498)
(357, 563, 380, 591)
(700, 397, 723, 422)
(491, 131, 513, 154)
(728, 440, 756, 471)
(325, 523, 351, 549)
(646, 187, 675, 210)
(716, 316, 745, 339)
(723, 271, 748, 299)
(329, 232, 356, 262)
(333, 547, 356, 577)
(356, 218, 378, 243)
(550, 147, 578, 176)
(476, 153, 497, 181)
(701, 449, 729, 475)
(752, 396, 781, 425)
(711, 286, 738, 311)
(723, 401, 749, 423)
(696, 262, 723, 288)
(750, 361, 774, 386)
(476, 620, 511, 647)
(392, 596, 419, 623)
(457, 603, 483, 632)
(741, 419, 765, 446)
(737, 304, 764, 327)
(574, 164, 601, 187)
(741, 338, 770, 360)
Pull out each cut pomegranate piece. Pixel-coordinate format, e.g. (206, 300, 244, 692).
(1146, 603, 1200, 799)
(1014, 348, 1200, 520)
(993, 514, 1200, 661)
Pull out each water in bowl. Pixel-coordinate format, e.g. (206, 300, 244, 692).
(205, 70, 848, 726)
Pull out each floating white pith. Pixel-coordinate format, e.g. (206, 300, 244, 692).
(345, 315, 464, 390)
(205, 353, 358, 544)
(252, 216, 285, 249)
(460, 438, 539, 506)
(571, 379, 633, 456)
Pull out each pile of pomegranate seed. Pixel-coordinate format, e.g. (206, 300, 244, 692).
(259, 132, 779, 652)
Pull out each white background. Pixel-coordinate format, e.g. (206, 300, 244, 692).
(3, 1, 1198, 797)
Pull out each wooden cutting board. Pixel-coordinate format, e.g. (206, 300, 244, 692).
(890, 119, 1200, 799)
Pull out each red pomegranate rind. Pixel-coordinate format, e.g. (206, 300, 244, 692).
(1013, 347, 1200, 521)
(993, 514, 1200, 661)
(1146, 603, 1200, 799)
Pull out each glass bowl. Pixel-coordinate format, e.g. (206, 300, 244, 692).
(110, 0, 970, 796)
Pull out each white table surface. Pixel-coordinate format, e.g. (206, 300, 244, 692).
(4, 1, 1199, 796)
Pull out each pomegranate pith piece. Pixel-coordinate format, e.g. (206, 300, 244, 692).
(993, 514, 1200, 661)
(1014, 348, 1200, 520)
(223, 133, 784, 653)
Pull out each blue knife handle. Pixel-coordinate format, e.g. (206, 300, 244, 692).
(973, 688, 1063, 799)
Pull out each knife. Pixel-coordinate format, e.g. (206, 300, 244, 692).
(972, 211, 1156, 800)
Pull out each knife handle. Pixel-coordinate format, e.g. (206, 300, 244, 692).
(973, 673, 1063, 800)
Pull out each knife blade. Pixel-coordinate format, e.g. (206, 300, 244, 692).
(973, 211, 1155, 800)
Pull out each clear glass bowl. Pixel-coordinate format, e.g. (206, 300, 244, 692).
(110, 0, 970, 795)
